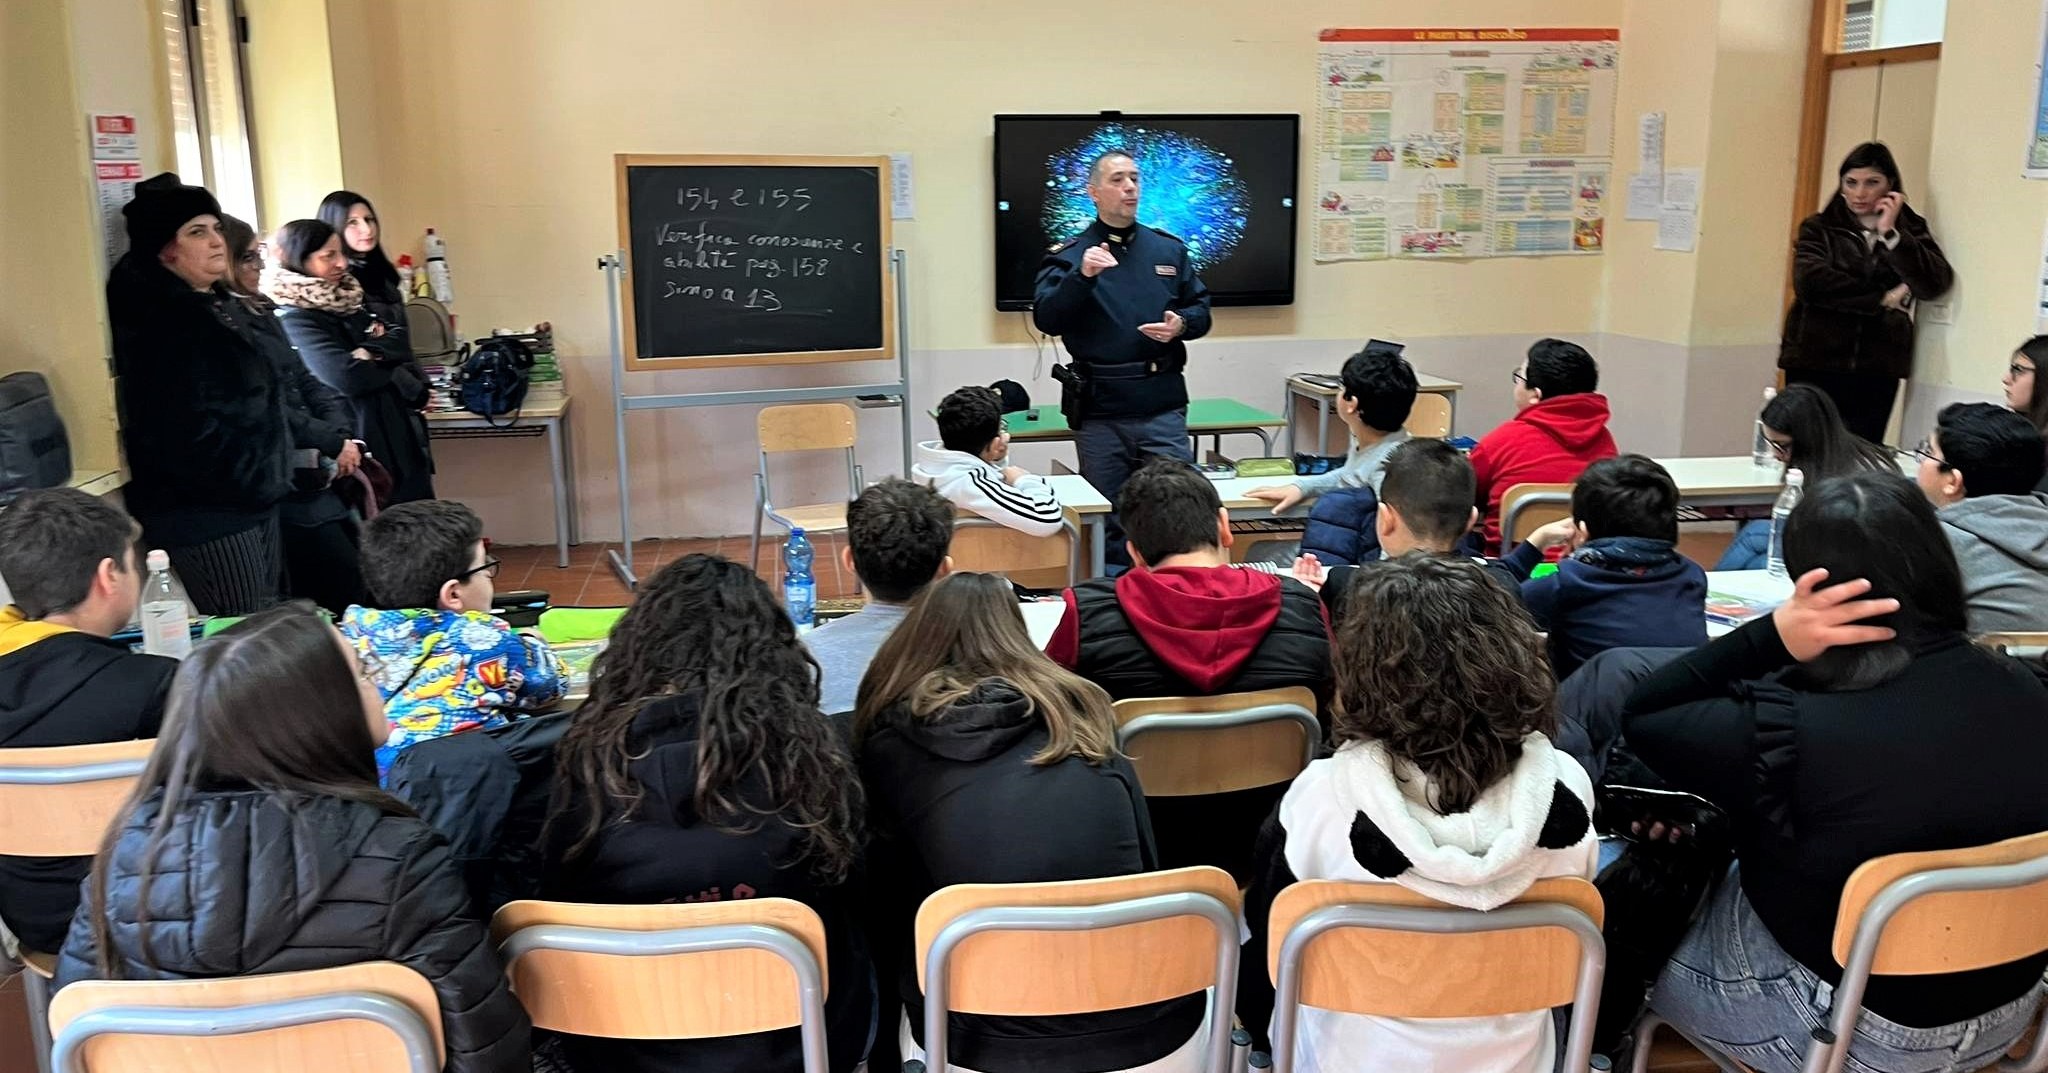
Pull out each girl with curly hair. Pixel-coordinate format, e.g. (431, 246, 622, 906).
(544, 554, 871, 1073)
(1236, 553, 1597, 1073)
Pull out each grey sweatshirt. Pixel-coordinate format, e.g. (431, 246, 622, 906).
(1294, 429, 1412, 499)
(1939, 492, 2048, 634)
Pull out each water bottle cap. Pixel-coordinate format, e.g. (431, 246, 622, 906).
(146, 549, 171, 571)
(789, 528, 805, 537)
(1785, 468, 1804, 485)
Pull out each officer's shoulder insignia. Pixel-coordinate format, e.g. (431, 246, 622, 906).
(1048, 232, 1085, 253)
(1144, 225, 1186, 244)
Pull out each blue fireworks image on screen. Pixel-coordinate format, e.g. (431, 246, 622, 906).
(1041, 125, 1249, 272)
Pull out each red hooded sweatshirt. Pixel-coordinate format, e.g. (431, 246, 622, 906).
(1470, 393, 1618, 550)
(1047, 565, 1304, 693)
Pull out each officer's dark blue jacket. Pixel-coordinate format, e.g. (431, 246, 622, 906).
(1032, 219, 1212, 419)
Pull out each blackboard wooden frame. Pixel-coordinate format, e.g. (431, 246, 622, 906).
(613, 153, 897, 370)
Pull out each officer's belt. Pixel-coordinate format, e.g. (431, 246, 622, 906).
(1075, 358, 1172, 380)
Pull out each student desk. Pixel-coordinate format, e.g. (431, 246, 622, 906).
(1005, 398, 1287, 458)
(1285, 371, 1463, 455)
(424, 397, 577, 567)
(1050, 473, 1298, 579)
(1022, 599, 1065, 649)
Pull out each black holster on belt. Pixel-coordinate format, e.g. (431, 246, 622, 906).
(1051, 362, 1091, 429)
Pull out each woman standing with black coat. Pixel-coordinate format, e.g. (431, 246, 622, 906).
(106, 174, 291, 615)
(318, 190, 413, 359)
(1779, 142, 1954, 442)
(54, 605, 530, 1073)
(218, 214, 367, 613)
(267, 218, 436, 504)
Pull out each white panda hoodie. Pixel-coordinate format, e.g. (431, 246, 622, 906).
(911, 440, 1065, 537)
(1248, 733, 1597, 1073)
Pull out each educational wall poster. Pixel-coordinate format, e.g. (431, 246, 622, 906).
(1313, 28, 1620, 262)
(2030, 2, 2048, 177)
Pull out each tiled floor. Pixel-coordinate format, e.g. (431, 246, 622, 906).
(492, 528, 1740, 608)
(490, 534, 863, 607)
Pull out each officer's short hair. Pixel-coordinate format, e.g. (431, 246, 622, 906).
(1088, 149, 1136, 184)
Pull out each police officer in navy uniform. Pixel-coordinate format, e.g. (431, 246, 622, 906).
(1032, 149, 1212, 567)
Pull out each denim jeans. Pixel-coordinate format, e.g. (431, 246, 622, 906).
(1648, 868, 2044, 1073)
(1076, 407, 1192, 568)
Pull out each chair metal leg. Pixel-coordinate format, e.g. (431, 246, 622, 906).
(25, 963, 54, 1073)
(750, 485, 767, 572)
(1628, 1013, 1663, 1073)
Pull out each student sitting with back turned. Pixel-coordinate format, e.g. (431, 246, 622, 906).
(1913, 402, 2048, 633)
(53, 607, 530, 1073)
(1298, 438, 1574, 622)
(341, 500, 564, 779)
(1046, 457, 1330, 880)
(1247, 342, 1419, 515)
(913, 385, 1064, 537)
(0, 490, 175, 956)
(1471, 338, 1617, 552)
(1521, 455, 1708, 680)
(1238, 556, 1596, 1073)
(804, 478, 954, 716)
(546, 556, 871, 1073)
(857, 572, 1206, 1073)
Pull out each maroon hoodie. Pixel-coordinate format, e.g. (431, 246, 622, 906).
(1470, 393, 1618, 549)
(1048, 565, 1303, 693)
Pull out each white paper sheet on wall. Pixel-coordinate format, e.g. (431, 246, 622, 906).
(889, 153, 915, 219)
(1637, 112, 1664, 178)
(1655, 206, 1698, 252)
(1661, 168, 1702, 210)
(1625, 172, 1662, 220)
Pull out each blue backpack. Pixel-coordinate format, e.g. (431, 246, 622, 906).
(458, 337, 533, 424)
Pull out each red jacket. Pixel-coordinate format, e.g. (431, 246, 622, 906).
(1047, 565, 1327, 694)
(1471, 393, 1618, 549)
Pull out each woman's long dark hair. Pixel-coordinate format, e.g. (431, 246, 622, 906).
(1838, 141, 1903, 193)
(2017, 337, 2048, 433)
(1762, 384, 1896, 482)
(272, 218, 339, 276)
(1784, 472, 1968, 692)
(1333, 554, 1557, 814)
(549, 554, 861, 882)
(318, 190, 400, 296)
(86, 605, 404, 976)
(853, 572, 1119, 766)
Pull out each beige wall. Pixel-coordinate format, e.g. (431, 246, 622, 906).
(1, 0, 124, 479)
(245, 0, 345, 229)
(1907, 0, 2045, 432)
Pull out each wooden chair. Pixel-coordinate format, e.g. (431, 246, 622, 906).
(1500, 482, 1574, 556)
(46, 962, 442, 1073)
(1112, 687, 1320, 799)
(1267, 877, 1607, 1073)
(1630, 830, 2048, 1073)
(491, 898, 832, 1073)
(750, 403, 863, 572)
(0, 739, 153, 1073)
(1979, 632, 2048, 659)
(914, 866, 1241, 1073)
(948, 516, 1080, 588)
(1405, 392, 1453, 438)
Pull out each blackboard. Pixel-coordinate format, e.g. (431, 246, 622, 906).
(615, 154, 894, 369)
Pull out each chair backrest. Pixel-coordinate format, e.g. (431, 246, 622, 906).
(1500, 482, 1574, 554)
(491, 898, 831, 1049)
(46, 962, 443, 1073)
(914, 866, 1241, 1073)
(948, 518, 1078, 586)
(1265, 877, 1606, 1073)
(1831, 829, 2048, 976)
(0, 739, 154, 857)
(1978, 632, 2048, 658)
(757, 404, 857, 455)
(1112, 687, 1320, 797)
(1405, 393, 1452, 438)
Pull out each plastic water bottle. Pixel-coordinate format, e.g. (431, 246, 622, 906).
(395, 254, 417, 299)
(139, 550, 192, 659)
(1751, 386, 1778, 468)
(1765, 469, 1805, 581)
(423, 228, 454, 304)
(783, 528, 816, 628)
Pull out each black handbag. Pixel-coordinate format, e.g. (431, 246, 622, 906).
(0, 372, 71, 507)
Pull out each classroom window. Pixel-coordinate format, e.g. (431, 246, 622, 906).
(1839, 0, 1947, 52)
(156, 0, 260, 225)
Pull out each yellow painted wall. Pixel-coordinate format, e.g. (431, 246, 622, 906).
(0, 0, 123, 478)
(245, 0, 344, 229)
(1915, 0, 2047, 393)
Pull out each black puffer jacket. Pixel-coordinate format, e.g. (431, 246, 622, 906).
(1780, 195, 1953, 379)
(220, 296, 355, 527)
(53, 789, 530, 1073)
(106, 256, 291, 547)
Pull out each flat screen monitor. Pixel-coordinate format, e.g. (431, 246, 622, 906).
(992, 113, 1299, 312)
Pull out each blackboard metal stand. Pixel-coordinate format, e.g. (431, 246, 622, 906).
(600, 248, 915, 588)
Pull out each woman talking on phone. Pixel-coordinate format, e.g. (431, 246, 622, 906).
(1778, 142, 1953, 443)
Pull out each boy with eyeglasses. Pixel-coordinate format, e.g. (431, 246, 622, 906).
(1912, 403, 2048, 633)
(340, 500, 565, 778)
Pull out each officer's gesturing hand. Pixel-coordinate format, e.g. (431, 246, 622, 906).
(1080, 242, 1118, 278)
(1137, 310, 1184, 343)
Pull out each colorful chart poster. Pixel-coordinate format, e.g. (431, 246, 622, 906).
(1314, 28, 1619, 261)
(2030, 3, 2048, 177)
